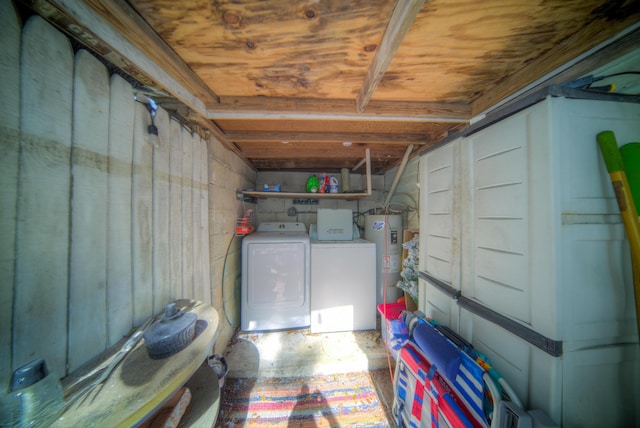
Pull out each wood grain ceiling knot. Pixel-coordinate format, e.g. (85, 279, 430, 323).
(223, 11, 242, 28)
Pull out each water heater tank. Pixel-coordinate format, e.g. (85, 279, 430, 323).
(364, 214, 403, 306)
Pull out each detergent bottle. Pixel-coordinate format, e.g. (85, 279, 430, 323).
(306, 175, 319, 193)
(319, 173, 327, 193)
(329, 175, 339, 193)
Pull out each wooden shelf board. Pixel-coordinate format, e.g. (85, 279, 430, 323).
(242, 191, 371, 201)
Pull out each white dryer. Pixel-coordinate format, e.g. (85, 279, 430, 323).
(241, 222, 310, 331)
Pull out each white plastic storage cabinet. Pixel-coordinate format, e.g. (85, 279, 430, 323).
(419, 138, 461, 328)
(419, 92, 640, 427)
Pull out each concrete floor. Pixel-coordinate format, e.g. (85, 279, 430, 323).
(223, 328, 393, 378)
(221, 327, 397, 425)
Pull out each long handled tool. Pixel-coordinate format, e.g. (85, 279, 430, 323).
(597, 130, 640, 340)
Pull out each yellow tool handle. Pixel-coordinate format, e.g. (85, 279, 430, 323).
(598, 131, 640, 340)
(608, 171, 640, 250)
(598, 132, 640, 262)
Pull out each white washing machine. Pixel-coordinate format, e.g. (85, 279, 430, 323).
(241, 222, 310, 331)
(310, 238, 376, 333)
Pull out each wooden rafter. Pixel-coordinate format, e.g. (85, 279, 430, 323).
(208, 97, 470, 121)
(85, 0, 219, 106)
(355, 0, 426, 113)
(226, 131, 428, 144)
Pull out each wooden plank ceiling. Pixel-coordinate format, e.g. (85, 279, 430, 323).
(24, 0, 640, 173)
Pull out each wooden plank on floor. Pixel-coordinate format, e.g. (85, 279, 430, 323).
(181, 128, 193, 298)
(200, 137, 211, 305)
(192, 133, 202, 302)
(153, 106, 171, 312)
(132, 101, 154, 325)
(169, 119, 183, 299)
(15, 16, 73, 375)
(68, 49, 109, 372)
(0, 0, 21, 382)
(107, 74, 135, 346)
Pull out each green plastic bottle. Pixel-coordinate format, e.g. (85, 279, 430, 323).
(306, 175, 319, 193)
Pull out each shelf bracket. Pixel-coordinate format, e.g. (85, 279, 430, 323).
(236, 191, 257, 204)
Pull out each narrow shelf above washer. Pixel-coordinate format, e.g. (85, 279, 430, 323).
(242, 191, 371, 201)
(243, 149, 372, 201)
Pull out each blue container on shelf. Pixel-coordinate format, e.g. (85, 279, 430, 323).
(263, 183, 281, 192)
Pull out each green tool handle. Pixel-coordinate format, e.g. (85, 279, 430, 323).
(598, 131, 626, 173)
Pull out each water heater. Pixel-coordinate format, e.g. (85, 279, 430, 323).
(364, 214, 403, 305)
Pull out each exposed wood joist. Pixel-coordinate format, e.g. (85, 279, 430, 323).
(236, 142, 410, 159)
(226, 131, 428, 144)
(248, 160, 360, 172)
(244, 147, 411, 175)
(84, 0, 219, 106)
(208, 97, 470, 122)
(356, 0, 426, 113)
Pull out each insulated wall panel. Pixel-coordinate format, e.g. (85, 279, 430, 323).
(0, 0, 20, 382)
(68, 50, 109, 372)
(15, 17, 73, 375)
(106, 75, 135, 347)
(131, 101, 154, 326)
(153, 107, 172, 314)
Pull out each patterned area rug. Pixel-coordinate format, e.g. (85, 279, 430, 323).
(217, 370, 392, 427)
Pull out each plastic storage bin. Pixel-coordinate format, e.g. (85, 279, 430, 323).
(377, 302, 408, 359)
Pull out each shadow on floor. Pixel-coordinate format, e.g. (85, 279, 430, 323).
(217, 328, 397, 427)
(287, 383, 338, 427)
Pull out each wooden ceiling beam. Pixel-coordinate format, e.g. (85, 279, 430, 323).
(237, 143, 409, 158)
(356, 0, 426, 113)
(208, 97, 470, 121)
(226, 131, 428, 144)
(83, 0, 220, 107)
(250, 160, 372, 173)
(240, 150, 403, 160)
